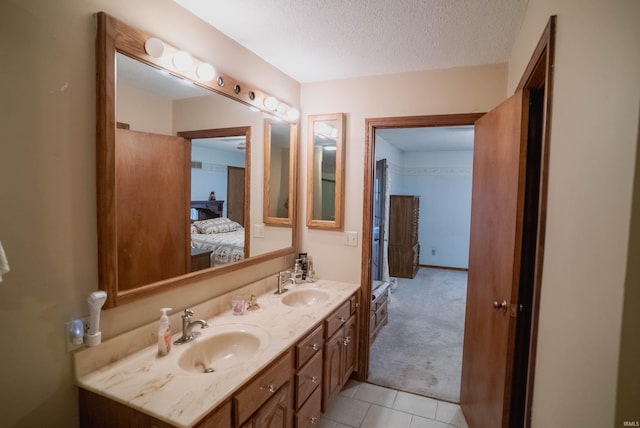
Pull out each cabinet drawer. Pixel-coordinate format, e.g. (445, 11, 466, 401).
(325, 300, 350, 339)
(295, 386, 322, 428)
(195, 399, 231, 428)
(349, 294, 359, 315)
(295, 324, 323, 368)
(375, 291, 388, 310)
(234, 349, 293, 426)
(295, 351, 322, 409)
(375, 300, 388, 322)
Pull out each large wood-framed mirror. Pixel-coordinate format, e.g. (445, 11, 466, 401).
(306, 113, 346, 230)
(264, 119, 297, 226)
(96, 12, 298, 308)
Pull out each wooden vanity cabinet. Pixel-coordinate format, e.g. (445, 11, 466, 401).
(78, 388, 232, 428)
(293, 323, 324, 427)
(78, 293, 359, 428)
(322, 293, 359, 412)
(239, 383, 291, 428)
(234, 349, 294, 428)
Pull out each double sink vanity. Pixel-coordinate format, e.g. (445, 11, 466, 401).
(74, 279, 360, 427)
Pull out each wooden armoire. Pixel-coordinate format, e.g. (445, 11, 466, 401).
(388, 195, 420, 278)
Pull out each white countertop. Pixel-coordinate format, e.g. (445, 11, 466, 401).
(76, 280, 359, 427)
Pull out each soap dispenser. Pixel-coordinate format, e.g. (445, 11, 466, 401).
(158, 308, 172, 356)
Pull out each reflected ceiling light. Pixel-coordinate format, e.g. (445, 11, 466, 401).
(276, 103, 287, 115)
(196, 63, 215, 81)
(144, 37, 165, 58)
(286, 108, 300, 121)
(323, 146, 337, 151)
(264, 96, 278, 111)
(172, 51, 193, 71)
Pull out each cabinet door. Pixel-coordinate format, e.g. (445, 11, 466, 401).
(322, 331, 343, 411)
(242, 383, 292, 428)
(342, 314, 358, 381)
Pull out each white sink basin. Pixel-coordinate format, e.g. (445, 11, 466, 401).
(281, 288, 330, 307)
(178, 324, 269, 373)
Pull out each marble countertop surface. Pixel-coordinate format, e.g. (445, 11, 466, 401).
(75, 280, 359, 427)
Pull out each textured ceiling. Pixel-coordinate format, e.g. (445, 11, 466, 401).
(174, 0, 528, 83)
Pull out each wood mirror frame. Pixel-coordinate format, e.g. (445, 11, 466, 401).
(264, 119, 297, 226)
(96, 12, 299, 308)
(306, 113, 346, 230)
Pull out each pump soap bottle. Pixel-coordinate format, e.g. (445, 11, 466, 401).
(158, 308, 173, 356)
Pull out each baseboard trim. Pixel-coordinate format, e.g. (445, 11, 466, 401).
(420, 264, 468, 272)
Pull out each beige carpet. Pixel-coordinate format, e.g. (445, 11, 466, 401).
(368, 267, 468, 403)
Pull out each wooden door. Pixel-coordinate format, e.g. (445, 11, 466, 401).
(226, 166, 245, 226)
(342, 314, 359, 380)
(242, 383, 291, 428)
(322, 332, 343, 412)
(460, 90, 529, 428)
(115, 129, 190, 291)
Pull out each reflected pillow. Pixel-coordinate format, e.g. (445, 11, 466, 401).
(194, 217, 242, 234)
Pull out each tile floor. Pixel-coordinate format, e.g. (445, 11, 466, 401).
(319, 380, 469, 428)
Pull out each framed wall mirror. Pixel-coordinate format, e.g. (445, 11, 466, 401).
(306, 113, 346, 230)
(264, 119, 297, 226)
(96, 12, 299, 307)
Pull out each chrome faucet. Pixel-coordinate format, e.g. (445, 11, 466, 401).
(275, 271, 295, 295)
(174, 309, 209, 345)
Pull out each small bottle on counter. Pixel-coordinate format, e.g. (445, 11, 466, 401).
(157, 308, 172, 356)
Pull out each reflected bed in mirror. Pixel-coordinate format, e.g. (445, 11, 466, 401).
(96, 13, 298, 307)
(306, 113, 346, 230)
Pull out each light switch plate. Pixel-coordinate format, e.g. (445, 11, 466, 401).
(254, 224, 265, 238)
(344, 231, 358, 246)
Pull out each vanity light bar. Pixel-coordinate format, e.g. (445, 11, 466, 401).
(140, 35, 299, 123)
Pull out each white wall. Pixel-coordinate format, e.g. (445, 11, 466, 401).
(0, 1, 298, 426)
(400, 150, 473, 269)
(191, 146, 246, 209)
(507, 0, 640, 426)
(299, 64, 508, 283)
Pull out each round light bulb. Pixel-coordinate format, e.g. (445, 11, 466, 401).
(264, 96, 278, 111)
(172, 51, 193, 71)
(286, 108, 300, 121)
(196, 63, 215, 81)
(144, 38, 165, 58)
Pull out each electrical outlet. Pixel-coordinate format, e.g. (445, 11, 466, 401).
(254, 224, 264, 238)
(344, 231, 358, 246)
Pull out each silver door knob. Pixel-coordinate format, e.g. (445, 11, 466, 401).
(493, 300, 508, 312)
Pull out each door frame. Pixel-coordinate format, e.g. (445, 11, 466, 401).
(357, 16, 555, 428)
(358, 112, 484, 377)
(178, 126, 252, 260)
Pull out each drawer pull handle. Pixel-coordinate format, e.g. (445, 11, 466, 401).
(343, 336, 351, 346)
(260, 384, 276, 393)
(355, 302, 360, 308)
(311, 343, 320, 351)
(310, 416, 319, 424)
(310, 376, 319, 384)
(338, 316, 346, 322)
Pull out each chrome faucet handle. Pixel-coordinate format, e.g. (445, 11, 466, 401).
(182, 308, 194, 318)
